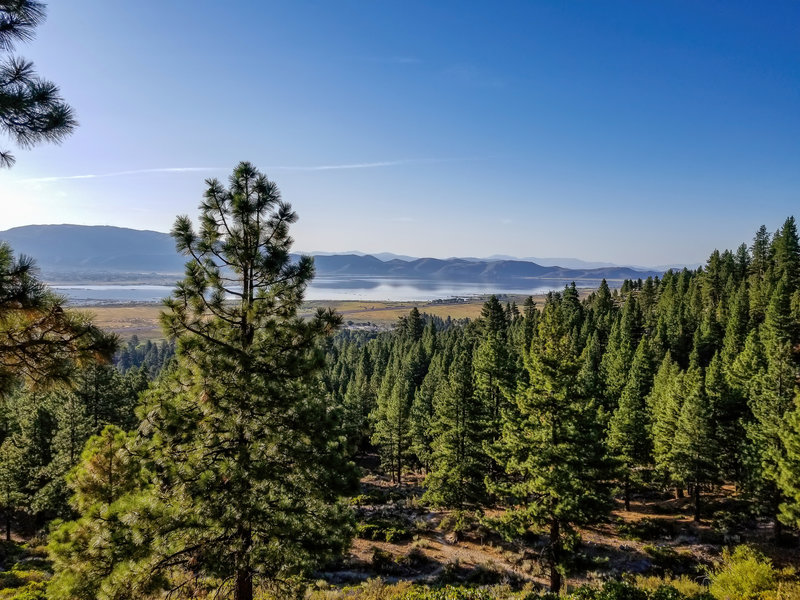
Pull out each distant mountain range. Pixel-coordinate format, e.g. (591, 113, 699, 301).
(312, 251, 698, 272)
(0, 225, 666, 283)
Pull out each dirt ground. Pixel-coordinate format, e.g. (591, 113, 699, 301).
(332, 470, 799, 592)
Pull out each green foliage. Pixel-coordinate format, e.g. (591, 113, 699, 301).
(424, 347, 487, 507)
(0, 541, 50, 600)
(633, 576, 709, 599)
(642, 546, 698, 576)
(46, 164, 358, 599)
(357, 514, 413, 543)
(778, 403, 800, 527)
(437, 510, 481, 537)
(668, 364, 719, 520)
(608, 336, 655, 508)
(494, 294, 614, 593)
(0, 1, 76, 168)
(400, 586, 495, 599)
(46, 426, 150, 600)
(708, 546, 776, 600)
(0, 242, 116, 396)
(617, 518, 675, 542)
(371, 346, 418, 484)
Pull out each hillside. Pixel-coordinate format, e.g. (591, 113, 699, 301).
(0, 225, 660, 282)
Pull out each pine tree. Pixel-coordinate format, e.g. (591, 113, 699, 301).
(342, 346, 376, 451)
(669, 365, 719, 521)
(522, 296, 538, 355)
(0, 434, 24, 541)
(372, 351, 415, 484)
(777, 401, 800, 529)
(480, 295, 508, 335)
(0, 1, 76, 167)
(108, 163, 358, 599)
(0, 243, 116, 396)
(607, 336, 654, 510)
(743, 279, 798, 531)
(720, 281, 750, 368)
(600, 295, 639, 408)
(648, 353, 685, 495)
(410, 350, 445, 472)
(74, 363, 136, 431)
(423, 347, 487, 507)
(749, 225, 774, 325)
(474, 303, 514, 485)
(771, 217, 800, 291)
(48, 426, 149, 600)
(496, 298, 613, 593)
(705, 351, 746, 484)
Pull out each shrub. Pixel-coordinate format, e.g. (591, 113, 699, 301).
(708, 546, 776, 600)
(370, 548, 397, 574)
(356, 514, 413, 543)
(643, 545, 698, 575)
(635, 575, 711, 599)
(0, 581, 47, 600)
(570, 581, 648, 600)
(437, 559, 467, 584)
(400, 585, 494, 599)
(464, 562, 504, 586)
(398, 547, 432, 570)
(618, 518, 676, 541)
(438, 511, 480, 536)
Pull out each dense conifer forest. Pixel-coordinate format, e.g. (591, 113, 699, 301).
(2, 1, 799, 597)
(3, 212, 800, 598)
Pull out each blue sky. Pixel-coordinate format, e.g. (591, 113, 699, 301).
(1, 1, 798, 266)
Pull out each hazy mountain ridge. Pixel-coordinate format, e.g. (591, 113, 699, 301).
(0, 224, 662, 282)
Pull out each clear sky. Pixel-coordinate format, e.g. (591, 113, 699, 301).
(1, 1, 798, 266)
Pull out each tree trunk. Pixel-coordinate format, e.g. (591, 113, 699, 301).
(774, 494, 784, 543)
(5, 512, 10, 541)
(693, 483, 701, 522)
(675, 486, 684, 499)
(549, 519, 562, 594)
(234, 569, 253, 600)
(624, 476, 631, 512)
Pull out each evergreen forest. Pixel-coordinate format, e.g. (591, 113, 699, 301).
(3, 173, 800, 597)
(1, 5, 800, 598)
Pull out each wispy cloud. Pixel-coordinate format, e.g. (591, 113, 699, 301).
(17, 158, 476, 184)
(18, 167, 224, 183)
(270, 160, 414, 171)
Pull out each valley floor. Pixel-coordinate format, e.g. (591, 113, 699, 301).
(81, 292, 586, 340)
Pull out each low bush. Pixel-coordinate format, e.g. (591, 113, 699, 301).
(438, 511, 481, 536)
(634, 575, 711, 599)
(0, 581, 47, 600)
(370, 547, 399, 575)
(642, 545, 698, 576)
(707, 546, 776, 600)
(618, 518, 676, 542)
(357, 514, 414, 543)
(400, 585, 495, 600)
(398, 547, 432, 570)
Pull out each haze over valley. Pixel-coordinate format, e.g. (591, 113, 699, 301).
(0, 224, 663, 302)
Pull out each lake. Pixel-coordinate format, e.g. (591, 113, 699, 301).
(53, 277, 598, 305)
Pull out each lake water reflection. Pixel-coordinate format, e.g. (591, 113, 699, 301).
(53, 277, 601, 304)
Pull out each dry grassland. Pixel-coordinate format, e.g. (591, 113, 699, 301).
(77, 289, 593, 340)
